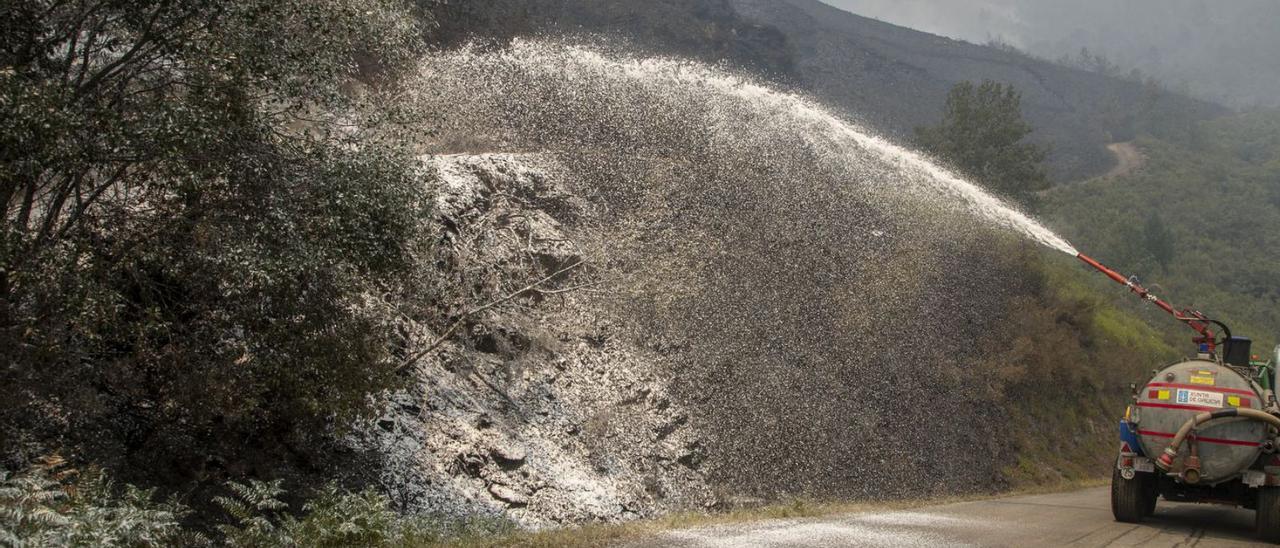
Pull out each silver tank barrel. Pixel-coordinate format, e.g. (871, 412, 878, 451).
(1133, 360, 1266, 483)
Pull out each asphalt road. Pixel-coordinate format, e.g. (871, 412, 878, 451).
(630, 487, 1271, 547)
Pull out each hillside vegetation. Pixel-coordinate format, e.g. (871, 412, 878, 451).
(1046, 110, 1280, 350)
(1, 0, 444, 534)
(423, 0, 795, 76)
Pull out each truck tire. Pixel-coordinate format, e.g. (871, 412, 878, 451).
(1144, 480, 1159, 517)
(1112, 467, 1154, 523)
(1257, 487, 1280, 543)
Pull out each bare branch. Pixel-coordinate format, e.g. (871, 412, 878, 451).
(531, 282, 598, 295)
(52, 163, 131, 242)
(397, 260, 588, 373)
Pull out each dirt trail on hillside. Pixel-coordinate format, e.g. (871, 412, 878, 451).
(1039, 142, 1145, 198)
(1102, 142, 1146, 180)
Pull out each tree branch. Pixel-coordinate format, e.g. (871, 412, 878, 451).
(397, 260, 587, 373)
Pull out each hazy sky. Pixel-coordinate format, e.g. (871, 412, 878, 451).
(818, 0, 1280, 108)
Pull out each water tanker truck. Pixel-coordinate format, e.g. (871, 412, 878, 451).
(1077, 253, 1280, 541)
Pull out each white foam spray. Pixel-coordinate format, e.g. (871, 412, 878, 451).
(415, 40, 1078, 256)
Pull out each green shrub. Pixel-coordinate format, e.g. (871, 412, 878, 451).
(3, 462, 517, 547)
(1, 0, 433, 486)
(0, 456, 193, 547)
(981, 249, 1179, 486)
(213, 479, 514, 547)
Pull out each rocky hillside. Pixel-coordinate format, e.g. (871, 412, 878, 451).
(331, 42, 1145, 526)
(351, 150, 1020, 525)
(346, 155, 713, 527)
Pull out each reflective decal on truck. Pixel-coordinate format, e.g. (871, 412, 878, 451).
(1176, 388, 1224, 407)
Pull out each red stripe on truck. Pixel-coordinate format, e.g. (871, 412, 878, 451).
(1137, 402, 1219, 412)
(1145, 382, 1255, 397)
(1137, 430, 1261, 447)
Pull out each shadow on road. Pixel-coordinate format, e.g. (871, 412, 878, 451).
(1141, 502, 1259, 545)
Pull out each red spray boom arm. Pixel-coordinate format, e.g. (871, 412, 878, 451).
(1076, 253, 1220, 351)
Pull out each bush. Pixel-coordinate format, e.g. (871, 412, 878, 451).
(0, 0, 432, 485)
(0, 456, 193, 547)
(2, 460, 515, 547)
(211, 478, 516, 546)
(975, 248, 1179, 485)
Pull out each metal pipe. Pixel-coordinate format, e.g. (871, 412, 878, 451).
(1183, 435, 1202, 484)
(1076, 253, 1131, 286)
(1155, 408, 1280, 470)
(1076, 252, 1219, 351)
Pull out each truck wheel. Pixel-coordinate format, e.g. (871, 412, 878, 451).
(1257, 487, 1280, 543)
(1112, 467, 1153, 523)
(1144, 478, 1159, 516)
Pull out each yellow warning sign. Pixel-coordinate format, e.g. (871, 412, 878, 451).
(1229, 396, 1242, 407)
(1156, 390, 1171, 400)
(1190, 376, 1216, 386)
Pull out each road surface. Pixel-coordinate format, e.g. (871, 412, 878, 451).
(630, 487, 1270, 547)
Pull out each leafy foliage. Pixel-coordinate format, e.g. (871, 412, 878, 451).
(214, 480, 289, 547)
(915, 80, 1049, 206)
(213, 479, 513, 547)
(0, 456, 192, 547)
(1, 0, 432, 484)
(2, 462, 515, 547)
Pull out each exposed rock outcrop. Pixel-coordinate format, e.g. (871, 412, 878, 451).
(347, 154, 713, 527)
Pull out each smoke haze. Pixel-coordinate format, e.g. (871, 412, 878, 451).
(819, 0, 1280, 108)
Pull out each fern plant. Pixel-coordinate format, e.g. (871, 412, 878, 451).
(5, 466, 514, 547)
(283, 486, 399, 547)
(214, 480, 291, 547)
(61, 469, 191, 547)
(211, 479, 514, 547)
(0, 457, 72, 547)
(0, 457, 191, 548)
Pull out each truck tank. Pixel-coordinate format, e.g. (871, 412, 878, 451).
(1133, 359, 1266, 483)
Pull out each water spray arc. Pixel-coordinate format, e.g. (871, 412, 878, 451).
(417, 40, 1078, 257)
(413, 40, 1091, 505)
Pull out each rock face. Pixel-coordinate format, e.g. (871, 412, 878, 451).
(347, 150, 1023, 527)
(347, 154, 713, 527)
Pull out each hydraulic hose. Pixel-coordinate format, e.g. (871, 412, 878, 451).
(1156, 407, 1280, 471)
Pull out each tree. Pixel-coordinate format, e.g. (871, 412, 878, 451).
(1, 0, 430, 485)
(915, 80, 1050, 206)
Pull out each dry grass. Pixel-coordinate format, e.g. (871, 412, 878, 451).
(440, 478, 1108, 547)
